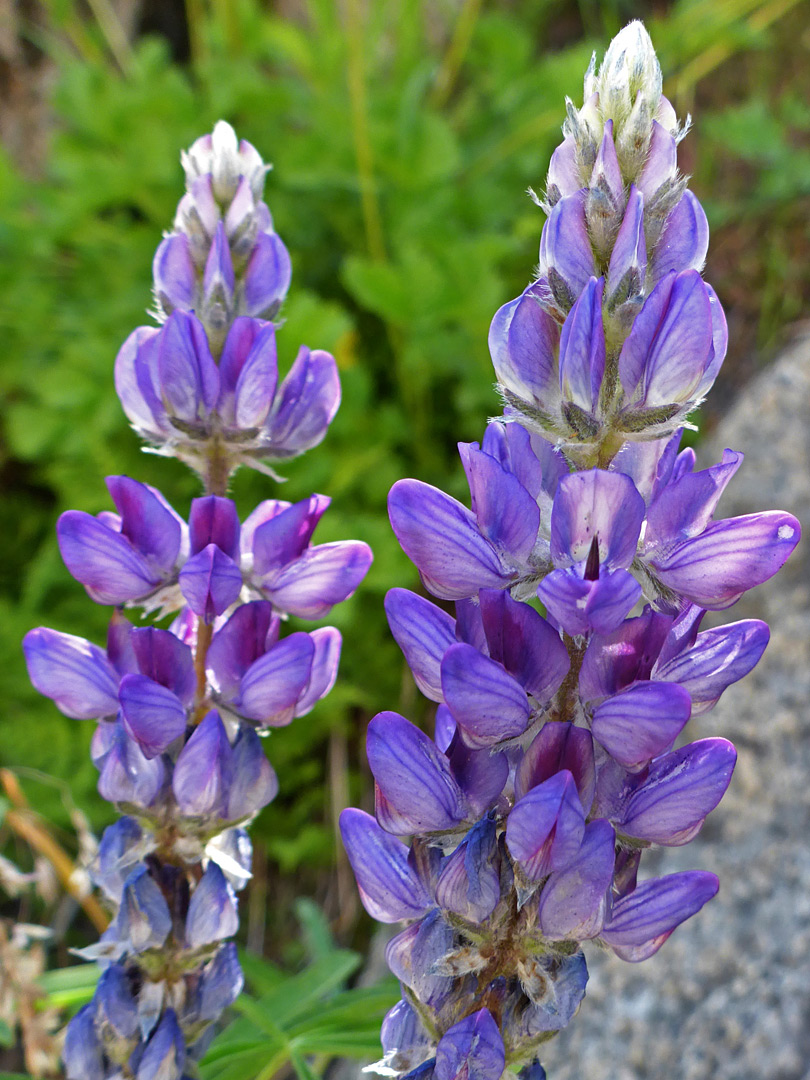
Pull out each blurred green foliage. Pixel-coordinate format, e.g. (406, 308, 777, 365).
(0, 0, 808, 945)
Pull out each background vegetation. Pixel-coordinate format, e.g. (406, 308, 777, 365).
(0, 0, 808, 1074)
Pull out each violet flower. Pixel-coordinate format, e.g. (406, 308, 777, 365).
(24, 122, 371, 1079)
(342, 21, 800, 1080)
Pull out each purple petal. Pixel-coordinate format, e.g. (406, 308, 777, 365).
(57, 511, 160, 604)
(389, 480, 513, 600)
(589, 121, 622, 202)
(198, 943, 244, 1021)
(23, 627, 119, 719)
(368, 712, 468, 835)
(655, 619, 769, 714)
(173, 710, 233, 817)
(459, 443, 541, 562)
(602, 871, 719, 961)
(295, 626, 341, 716)
(482, 421, 544, 502)
(226, 726, 279, 820)
(137, 1010, 186, 1080)
(619, 271, 714, 408)
(538, 567, 641, 638)
(435, 1010, 505, 1080)
(179, 544, 243, 622)
(441, 642, 530, 749)
(610, 429, 683, 504)
(203, 220, 235, 305)
(251, 494, 330, 575)
(106, 475, 184, 573)
(97, 722, 165, 807)
(538, 819, 615, 940)
(116, 866, 172, 952)
(550, 469, 645, 569)
(259, 540, 372, 619)
(237, 631, 315, 726)
(386, 910, 454, 1005)
(546, 135, 580, 197)
(186, 863, 239, 947)
(516, 723, 595, 810)
(189, 496, 241, 560)
(153, 233, 195, 311)
(64, 1005, 104, 1080)
(644, 449, 743, 552)
(218, 317, 277, 424)
(446, 730, 509, 816)
(488, 284, 559, 405)
(695, 282, 728, 398)
(558, 276, 605, 412)
(591, 680, 691, 770)
(479, 588, 569, 703)
(207, 601, 278, 699)
(130, 627, 195, 704)
(638, 121, 677, 200)
(506, 771, 585, 881)
(620, 738, 737, 845)
(339, 808, 431, 922)
(539, 189, 596, 302)
(114, 325, 167, 439)
(265, 346, 341, 458)
(651, 190, 709, 281)
(385, 588, 457, 702)
(243, 231, 291, 317)
(607, 186, 646, 303)
(119, 673, 187, 758)
(580, 609, 672, 701)
(157, 310, 220, 422)
(651, 511, 801, 609)
(435, 817, 500, 922)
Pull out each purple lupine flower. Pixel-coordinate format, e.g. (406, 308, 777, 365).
(342, 20, 801, 1078)
(34, 119, 372, 1073)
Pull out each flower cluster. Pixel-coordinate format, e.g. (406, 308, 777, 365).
(340, 23, 800, 1080)
(24, 122, 372, 1079)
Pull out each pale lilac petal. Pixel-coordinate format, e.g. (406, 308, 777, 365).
(607, 187, 646, 303)
(114, 326, 166, 437)
(591, 681, 692, 770)
(644, 449, 743, 552)
(23, 628, 119, 719)
(186, 864, 238, 947)
(435, 816, 500, 922)
(260, 540, 372, 619)
(550, 469, 645, 569)
(119, 674, 188, 758)
(441, 642, 530, 749)
(540, 189, 596, 303)
(389, 480, 513, 600)
(226, 727, 279, 819)
(638, 121, 677, 200)
(385, 588, 456, 702)
(620, 738, 736, 845)
(295, 627, 342, 716)
(97, 722, 165, 807)
(237, 632, 314, 726)
(538, 819, 615, 939)
(547, 135, 580, 197)
(339, 808, 431, 923)
(368, 712, 468, 835)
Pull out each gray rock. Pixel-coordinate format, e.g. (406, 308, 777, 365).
(541, 334, 810, 1079)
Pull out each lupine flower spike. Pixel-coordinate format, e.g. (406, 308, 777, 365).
(24, 122, 372, 1078)
(341, 22, 800, 1080)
